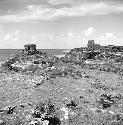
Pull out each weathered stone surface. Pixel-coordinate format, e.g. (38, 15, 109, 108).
(0, 120, 4, 125)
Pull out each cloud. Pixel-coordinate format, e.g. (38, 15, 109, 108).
(67, 31, 74, 37)
(105, 33, 116, 39)
(14, 30, 20, 35)
(98, 32, 117, 45)
(99, 33, 117, 41)
(84, 27, 95, 36)
(0, 1, 123, 22)
(12, 37, 19, 41)
(48, 0, 74, 5)
(4, 30, 20, 41)
(4, 34, 12, 40)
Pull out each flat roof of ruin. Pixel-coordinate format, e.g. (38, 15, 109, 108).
(24, 44, 36, 47)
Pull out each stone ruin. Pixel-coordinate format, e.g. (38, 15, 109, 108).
(24, 44, 37, 55)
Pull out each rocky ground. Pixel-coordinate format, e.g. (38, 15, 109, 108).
(0, 49, 123, 125)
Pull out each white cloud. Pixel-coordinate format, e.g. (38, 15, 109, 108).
(99, 33, 117, 41)
(4, 34, 12, 40)
(98, 32, 117, 45)
(67, 31, 74, 37)
(14, 30, 20, 35)
(12, 37, 19, 41)
(0, 1, 123, 22)
(4, 30, 20, 41)
(105, 33, 116, 39)
(84, 27, 95, 36)
(48, 0, 74, 5)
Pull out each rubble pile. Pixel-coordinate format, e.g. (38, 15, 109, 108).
(61, 48, 101, 64)
(1, 45, 59, 73)
(61, 47, 123, 65)
(60, 40, 123, 75)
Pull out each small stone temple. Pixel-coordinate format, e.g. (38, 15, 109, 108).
(24, 44, 36, 54)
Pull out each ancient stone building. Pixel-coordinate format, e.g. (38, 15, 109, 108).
(24, 44, 36, 54)
(87, 40, 95, 51)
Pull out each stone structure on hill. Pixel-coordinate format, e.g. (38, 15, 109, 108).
(87, 40, 95, 51)
(87, 40, 100, 52)
(24, 44, 36, 54)
(61, 40, 123, 64)
(87, 40, 123, 53)
(1, 43, 60, 72)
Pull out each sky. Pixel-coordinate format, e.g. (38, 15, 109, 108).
(0, 0, 123, 49)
